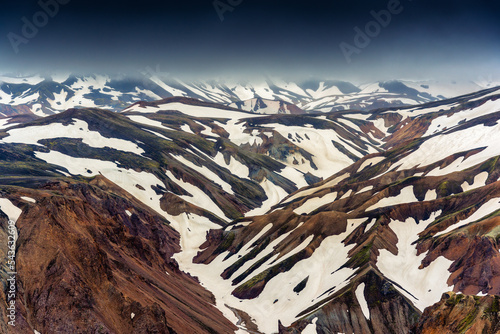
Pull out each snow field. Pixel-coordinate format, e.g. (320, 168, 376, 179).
(398, 123, 500, 173)
(293, 192, 338, 215)
(435, 197, 500, 237)
(3, 119, 144, 155)
(365, 186, 418, 212)
(377, 211, 454, 311)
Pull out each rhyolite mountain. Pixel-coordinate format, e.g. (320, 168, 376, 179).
(0, 84, 500, 333)
(0, 74, 489, 117)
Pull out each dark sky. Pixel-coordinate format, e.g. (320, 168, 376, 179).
(0, 0, 499, 82)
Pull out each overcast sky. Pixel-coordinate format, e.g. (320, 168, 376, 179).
(0, 0, 499, 83)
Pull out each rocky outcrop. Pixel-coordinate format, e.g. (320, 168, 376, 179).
(413, 292, 500, 334)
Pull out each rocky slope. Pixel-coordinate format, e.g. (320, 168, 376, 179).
(0, 158, 237, 333)
(413, 292, 500, 334)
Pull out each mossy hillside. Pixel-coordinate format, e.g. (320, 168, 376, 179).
(0, 144, 70, 179)
(457, 298, 480, 333)
(343, 242, 373, 268)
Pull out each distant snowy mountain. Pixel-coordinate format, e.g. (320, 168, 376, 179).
(0, 74, 489, 117)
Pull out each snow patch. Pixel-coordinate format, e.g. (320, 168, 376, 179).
(377, 211, 454, 312)
(366, 186, 418, 211)
(356, 185, 373, 194)
(424, 189, 437, 201)
(461, 172, 488, 192)
(213, 153, 249, 179)
(355, 283, 370, 320)
(246, 179, 288, 216)
(301, 317, 318, 334)
(21, 196, 36, 203)
(365, 218, 376, 232)
(435, 197, 500, 237)
(358, 156, 385, 172)
(0, 198, 22, 222)
(293, 192, 338, 215)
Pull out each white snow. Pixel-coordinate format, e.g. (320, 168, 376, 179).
(365, 186, 418, 212)
(424, 189, 437, 201)
(126, 115, 173, 130)
(301, 317, 318, 334)
(398, 123, 500, 174)
(20, 196, 36, 203)
(277, 166, 309, 190)
(265, 123, 369, 179)
(356, 185, 373, 194)
(143, 129, 172, 141)
(228, 225, 310, 281)
(34, 151, 168, 218)
(423, 99, 500, 137)
(245, 179, 288, 216)
(146, 76, 188, 98)
(355, 283, 370, 320)
(0, 74, 44, 85)
(0, 198, 22, 241)
(2, 119, 144, 155)
(0, 197, 22, 223)
(340, 189, 353, 199)
(212, 153, 249, 179)
(377, 211, 454, 312)
(461, 172, 488, 192)
(435, 197, 500, 237)
(174, 214, 364, 334)
(128, 101, 262, 120)
(293, 192, 338, 215)
(365, 218, 376, 232)
(0, 119, 15, 129)
(180, 123, 194, 134)
(222, 120, 263, 146)
(426, 157, 465, 177)
(358, 156, 385, 172)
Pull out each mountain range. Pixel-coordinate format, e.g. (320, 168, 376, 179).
(1, 78, 500, 333)
(0, 74, 491, 117)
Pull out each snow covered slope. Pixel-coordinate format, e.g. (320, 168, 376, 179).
(195, 87, 500, 333)
(2, 86, 500, 333)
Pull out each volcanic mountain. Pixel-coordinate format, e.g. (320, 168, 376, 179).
(1, 86, 500, 333)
